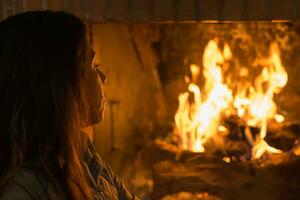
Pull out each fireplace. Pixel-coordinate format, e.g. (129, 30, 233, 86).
(90, 2, 300, 199)
(3, 0, 300, 199)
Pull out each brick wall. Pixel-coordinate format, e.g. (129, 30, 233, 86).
(1, 0, 300, 22)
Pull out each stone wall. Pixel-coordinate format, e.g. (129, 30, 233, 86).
(91, 24, 166, 174)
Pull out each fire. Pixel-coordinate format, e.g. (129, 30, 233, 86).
(175, 39, 232, 152)
(245, 42, 287, 159)
(174, 39, 288, 159)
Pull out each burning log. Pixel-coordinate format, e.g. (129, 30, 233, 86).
(223, 116, 300, 154)
(151, 150, 300, 200)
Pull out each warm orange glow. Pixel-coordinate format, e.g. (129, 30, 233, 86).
(222, 156, 231, 163)
(174, 39, 287, 159)
(190, 64, 200, 82)
(274, 114, 285, 123)
(223, 43, 232, 61)
(245, 42, 287, 159)
(293, 146, 300, 156)
(175, 39, 232, 152)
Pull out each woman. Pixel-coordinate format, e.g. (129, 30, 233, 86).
(0, 11, 138, 200)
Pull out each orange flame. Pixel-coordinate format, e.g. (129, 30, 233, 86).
(175, 39, 232, 152)
(174, 40, 287, 159)
(245, 42, 287, 159)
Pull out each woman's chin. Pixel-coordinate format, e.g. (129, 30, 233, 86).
(91, 106, 105, 125)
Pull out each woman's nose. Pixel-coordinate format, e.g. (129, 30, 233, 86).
(95, 65, 107, 83)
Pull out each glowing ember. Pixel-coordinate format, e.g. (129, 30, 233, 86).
(222, 156, 231, 163)
(274, 114, 285, 123)
(174, 39, 288, 159)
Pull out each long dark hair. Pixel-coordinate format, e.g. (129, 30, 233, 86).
(0, 11, 93, 199)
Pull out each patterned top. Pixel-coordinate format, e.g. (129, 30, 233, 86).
(82, 136, 139, 200)
(0, 135, 139, 200)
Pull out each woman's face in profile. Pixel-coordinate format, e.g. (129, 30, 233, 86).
(81, 37, 106, 125)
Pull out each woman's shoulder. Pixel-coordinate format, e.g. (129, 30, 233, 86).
(0, 167, 60, 200)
